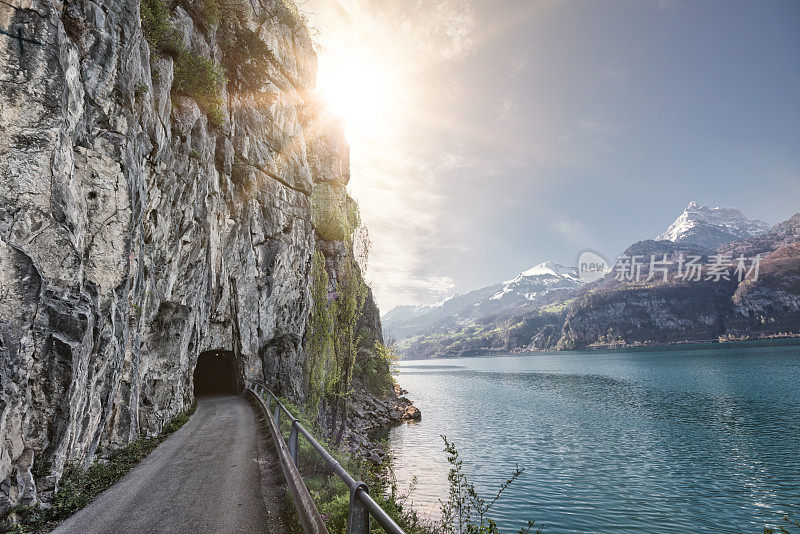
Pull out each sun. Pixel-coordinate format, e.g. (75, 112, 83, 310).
(315, 51, 397, 145)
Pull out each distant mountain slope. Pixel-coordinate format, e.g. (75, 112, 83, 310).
(561, 212, 800, 349)
(656, 201, 771, 249)
(383, 262, 585, 357)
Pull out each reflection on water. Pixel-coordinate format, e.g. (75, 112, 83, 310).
(388, 344, 800, 533)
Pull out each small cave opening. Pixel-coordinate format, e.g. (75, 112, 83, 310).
(193, 350, 237, 396)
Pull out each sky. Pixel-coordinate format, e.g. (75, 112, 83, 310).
(301, 0, 800, 313)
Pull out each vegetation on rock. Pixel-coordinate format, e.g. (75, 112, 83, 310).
(274, 0, 306, 32)
(140, 0, 228, 127)
(172, 53, 227, 127)
(311, 184, 361, 242)
(3, 406, 196, 533)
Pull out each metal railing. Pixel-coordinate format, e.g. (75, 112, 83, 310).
(247, 385, 406, 534)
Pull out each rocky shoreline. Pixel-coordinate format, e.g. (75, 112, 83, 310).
(345, 386, 421, 465)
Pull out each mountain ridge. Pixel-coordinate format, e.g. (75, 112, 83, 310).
(656, 201, 771, 249)
(385, 204, 800, 359)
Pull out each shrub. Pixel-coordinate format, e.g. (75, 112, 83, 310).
(172, 53, 228, 127)
(274, 0, 305, 32)
(197, 0, 249, 30)
(440, 436, 541, 534)
(311, 183, 357, 242)
(355, 342, 397, 397)
(220, 22, 277, 92)
(140, 0, 182, 56)
(267, 395, 428, 534)
(141, 0, 228, 127)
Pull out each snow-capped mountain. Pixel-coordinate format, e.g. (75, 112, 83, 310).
(656, 201, 771, 249)
(382, 261, 584, 341)
(490, 261, 581, 301)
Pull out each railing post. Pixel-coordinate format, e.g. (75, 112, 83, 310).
(274, 403, 281, 426)
(347, 482, 370, 534)
(288, 420, 299, 465)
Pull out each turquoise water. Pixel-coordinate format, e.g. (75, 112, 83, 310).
(387, 344, 800, 533)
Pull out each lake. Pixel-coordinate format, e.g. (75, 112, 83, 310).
(387, 343, 800, 533)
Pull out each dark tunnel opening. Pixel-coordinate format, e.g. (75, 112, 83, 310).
(193, 350, 237, 396)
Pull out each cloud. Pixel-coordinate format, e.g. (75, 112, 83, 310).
(301, 0, 485, 311)
(508, 50, 529, 78)
(349, 145, 480, 310)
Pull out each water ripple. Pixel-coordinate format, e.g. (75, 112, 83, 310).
(388, 345, 800, 533)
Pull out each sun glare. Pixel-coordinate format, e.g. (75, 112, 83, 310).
(315, 52, 397, 144)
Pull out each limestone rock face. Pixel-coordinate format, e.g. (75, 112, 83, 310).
(0, 0, 371, 510)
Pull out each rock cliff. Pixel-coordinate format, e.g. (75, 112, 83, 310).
(0, 0, 383, 511)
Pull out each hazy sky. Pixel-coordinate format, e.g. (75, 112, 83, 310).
(302, 0, 800, 312)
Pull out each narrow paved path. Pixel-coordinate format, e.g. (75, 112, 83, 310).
(53, 395, 287, 534)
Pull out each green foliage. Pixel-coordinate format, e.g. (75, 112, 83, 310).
(355, 342, 397, 397)
(266, 395, 429, 534)
(140, 0, 227, 127)
(196, 0, 249, 29)
(274, 0, 306, 31)
(140, 0, 182, 56)
(440, 436, 541, 534)
(219, 12, 277, 92)
(265, 395, 537, 534)
(328, 255, 369, 442)
(305, 247, 370, 435)
(5, 406, 195, 533)
(29, 457, 51, 480)
(311, 183, 351, 242)
(172, 53, 227, 127)
(306, 249, 334, 416)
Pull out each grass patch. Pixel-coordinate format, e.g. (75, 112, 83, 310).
(4, 405, 196, 533)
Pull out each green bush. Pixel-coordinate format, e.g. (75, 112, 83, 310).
(264, 393, 545, 534)
(220, 22, 277, 92)
(173, 53, 227, 127)
(355, 342, 397, 397)
(197, 0, 249, 30)
(141, 0, 228, 127)
(275, 0, 306, 32)
(140, 0, 182, 56)
(311, 184, 360, 242)
(267, 395, 429, 534)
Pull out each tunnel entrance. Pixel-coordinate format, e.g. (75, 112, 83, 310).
(193, 350, 237, 396)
